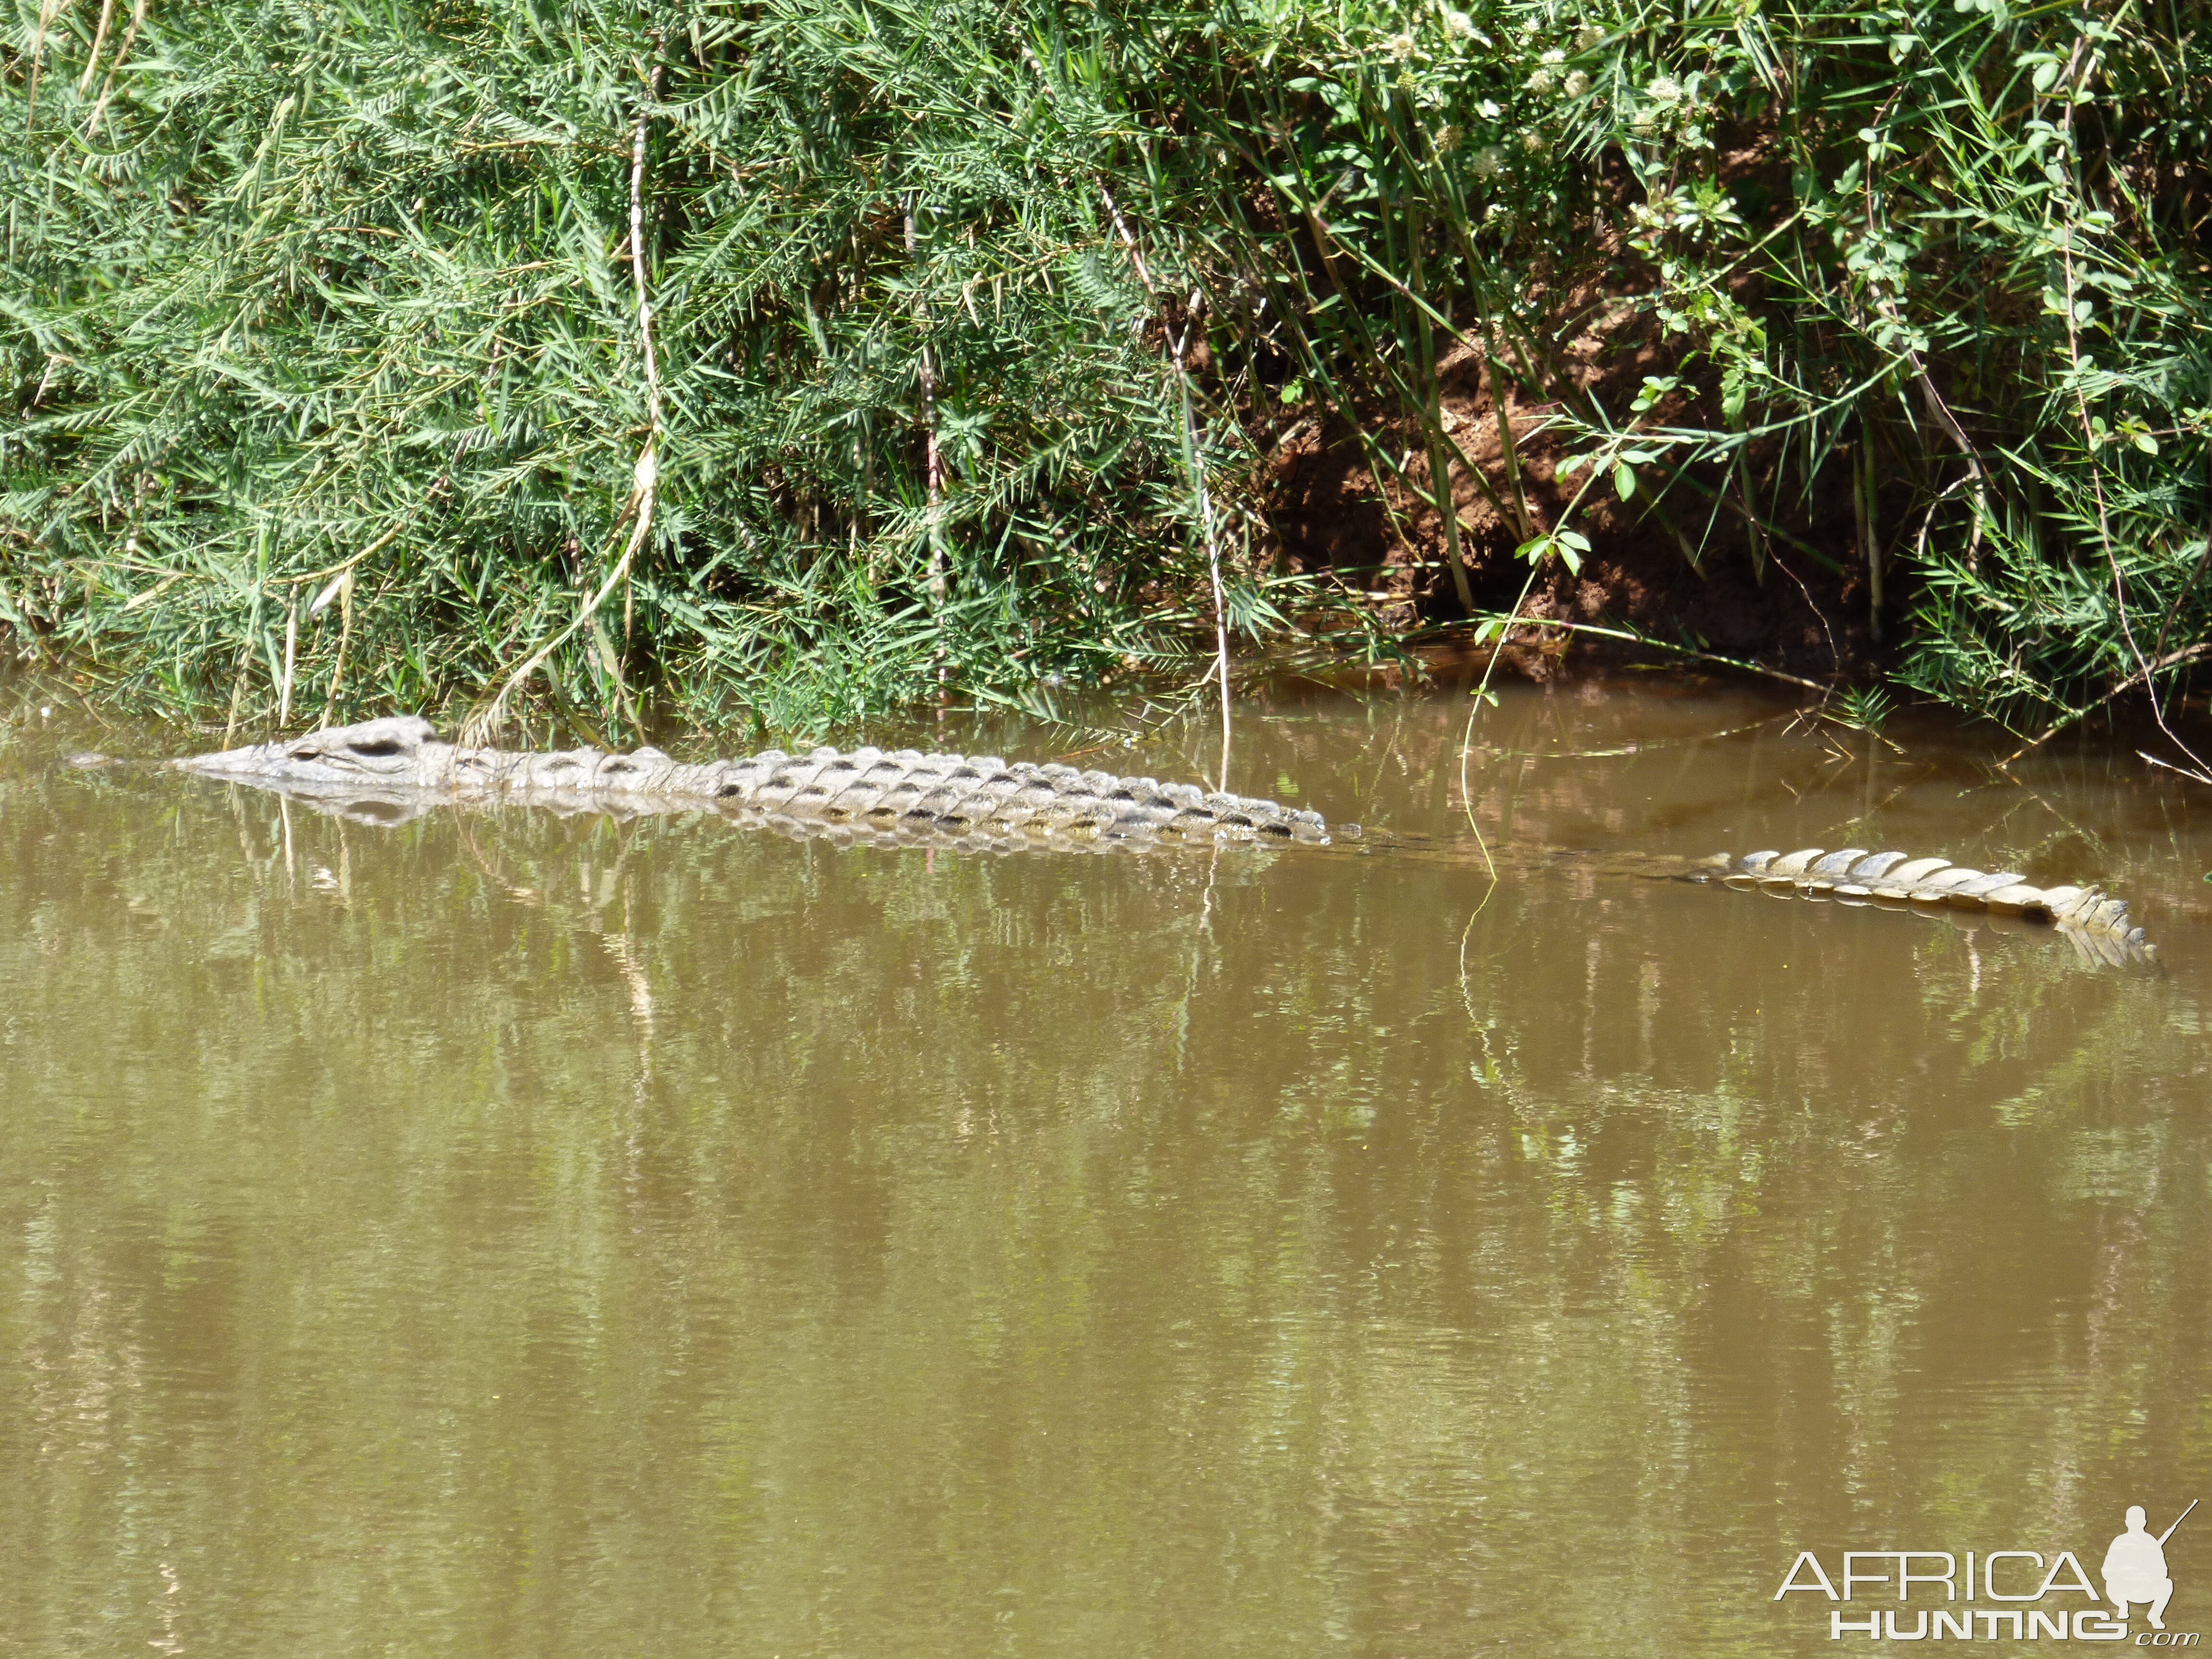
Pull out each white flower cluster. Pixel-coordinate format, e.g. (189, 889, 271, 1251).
(1525, 46, 1566, 92)
(1523, 47, 1590, 98)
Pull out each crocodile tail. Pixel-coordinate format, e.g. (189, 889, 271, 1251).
(1703, 848, 2155, 964)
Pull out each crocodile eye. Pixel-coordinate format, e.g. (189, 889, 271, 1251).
(347, 739, 404, 757)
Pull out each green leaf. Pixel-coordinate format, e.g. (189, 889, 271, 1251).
(1520, 529, 1589, 576)
(1613, 461, 1636, 500)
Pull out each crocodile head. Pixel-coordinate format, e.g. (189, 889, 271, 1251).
(175, 715, 440, 783)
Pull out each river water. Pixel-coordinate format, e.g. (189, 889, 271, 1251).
(3, 679, 2207, 1656)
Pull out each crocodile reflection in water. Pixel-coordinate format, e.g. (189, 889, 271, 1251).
(164, 715, 2159, 968)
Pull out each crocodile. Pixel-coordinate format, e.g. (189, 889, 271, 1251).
(162, 715, 2158, 965)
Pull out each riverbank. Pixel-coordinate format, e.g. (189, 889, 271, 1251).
(6, 0, 2208, 751)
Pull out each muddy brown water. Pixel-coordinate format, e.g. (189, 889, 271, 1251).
(4, 680, 2208, 1656)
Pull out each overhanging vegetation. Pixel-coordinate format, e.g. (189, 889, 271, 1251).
(4, 0, 2207, 742)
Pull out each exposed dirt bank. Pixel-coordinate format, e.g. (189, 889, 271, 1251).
(1262, 321, 1887, 688)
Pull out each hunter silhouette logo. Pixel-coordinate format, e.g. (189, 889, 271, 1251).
(1776, 1497, 2200, 1642)
(2107, 1502, 2195, 1632)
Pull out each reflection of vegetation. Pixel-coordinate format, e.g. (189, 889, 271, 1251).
(1, 692, 2206, 1657)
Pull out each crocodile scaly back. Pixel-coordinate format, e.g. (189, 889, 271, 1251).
(176, 716, 1332, 847)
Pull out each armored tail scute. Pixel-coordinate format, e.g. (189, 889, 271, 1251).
(1693, 847, 2155, 966)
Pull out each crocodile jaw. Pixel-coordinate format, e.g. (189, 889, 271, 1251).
(176, 715, 441, 785)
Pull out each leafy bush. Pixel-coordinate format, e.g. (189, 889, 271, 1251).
(2, 0, 1314, 734)
(4, 0, 2207, 742)
(1202, 0, 2212, 740)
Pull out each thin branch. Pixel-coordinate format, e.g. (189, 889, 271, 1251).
(2050, 34, 2212, 779)
(1102, 181, 1234, 793)
(1430, 613, 1835, 695)
(1999, 643, 2212, 767)
(905, 198, 946, 607)
(83, 0, 146, 138)
(24, 0, 70, 131)
(465, 64, 662, 746)
(76, 0, 115, 95)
